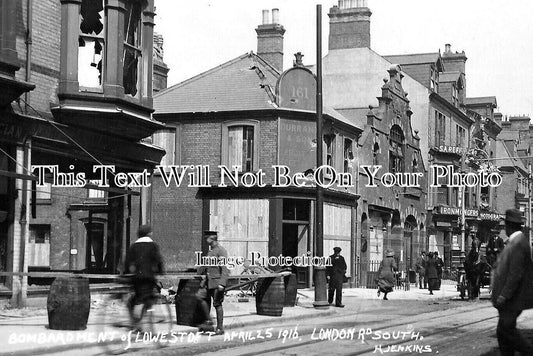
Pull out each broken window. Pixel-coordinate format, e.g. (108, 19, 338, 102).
(123, 1, 142, 97)
(79, 0, 105, 89)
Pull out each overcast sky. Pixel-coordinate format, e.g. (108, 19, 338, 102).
(154, 0, 533, 118)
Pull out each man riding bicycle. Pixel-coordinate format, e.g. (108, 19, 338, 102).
(124, 224, 164, 329)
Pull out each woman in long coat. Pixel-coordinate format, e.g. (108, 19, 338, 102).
(425, 252, 439, 295)
(377, 250, 397, 300)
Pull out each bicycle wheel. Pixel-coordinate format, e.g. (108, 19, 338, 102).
(142, 293, 174, 349)
(98, 292, 174, 354)
(98, 292, 134, 355)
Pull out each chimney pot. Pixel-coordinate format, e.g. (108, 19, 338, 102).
(272, 8, 279, 24)
(262, 9, 270, 25)
(445, 43, 451, 53)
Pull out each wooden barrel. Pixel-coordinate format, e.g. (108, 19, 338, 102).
(47, 276, 90, 330)
(284, 273, 297, 307)
(256, 277, 284, 316)
(175, 279, 205, 326)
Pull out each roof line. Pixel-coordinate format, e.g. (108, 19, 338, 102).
(154, 52, 252, 98)
(383, 51, 440, 58)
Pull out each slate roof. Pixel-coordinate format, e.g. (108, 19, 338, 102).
(154, 52, 279, 114)
(464, 96, 497, 107)
(383, 52, 440, 66)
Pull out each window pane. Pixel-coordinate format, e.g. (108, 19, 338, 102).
(123, 2, 142, 97)
(88, 180, 105, 199)
(79, 0, 104, 89)
(78, 38, 104, 88)
(228, 127, 244, 170)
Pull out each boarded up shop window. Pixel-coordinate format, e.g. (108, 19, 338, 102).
(79, 0, 104, 89)
(123, 1, 142, 97)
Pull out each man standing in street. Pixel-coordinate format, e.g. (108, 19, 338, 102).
(197, 231, 229, 335)
(434, 251, 444, 289)
(491, 209, 533, 355)
(326, 247, 347, 307)
(415, 251, 427, 289)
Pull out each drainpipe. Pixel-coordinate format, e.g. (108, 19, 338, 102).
(25, 0, 33, 113)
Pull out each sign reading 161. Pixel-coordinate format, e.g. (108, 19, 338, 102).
(291, 86, 309, 100)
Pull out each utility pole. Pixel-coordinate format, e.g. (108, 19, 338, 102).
(527, 163, 533, 260)
(313, 4, 328, 309)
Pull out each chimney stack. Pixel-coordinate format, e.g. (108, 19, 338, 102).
(442, 43, 467, 98)
(256, 9, 285, 72)
(328, 0, 372, 50)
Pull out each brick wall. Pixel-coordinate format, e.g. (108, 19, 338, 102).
(15, 0, 61, 114)
(151, 115, 279, 270)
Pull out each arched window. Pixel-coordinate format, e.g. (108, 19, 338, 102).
(389, 125, 404, 173)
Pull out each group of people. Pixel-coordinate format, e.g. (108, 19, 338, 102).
(415, 250, 444, 295)
(124, 226, 229, 336)
(122, 207, 533, 355)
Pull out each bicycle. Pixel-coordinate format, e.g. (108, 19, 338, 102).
(97, 275, 174, 355)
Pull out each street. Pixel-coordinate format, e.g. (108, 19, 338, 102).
(40, 292, 533, 356)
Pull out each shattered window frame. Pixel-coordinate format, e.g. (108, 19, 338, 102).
(78, 0, 105, 91)
(123, 1, 143, 98)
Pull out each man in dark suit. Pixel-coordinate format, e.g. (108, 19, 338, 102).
(124, 224, 164, 327)
(326, 247, 347, 307)
(491, 209, 533, 355)
(197, 231, 229, 335)
(434, 251, 444, 289)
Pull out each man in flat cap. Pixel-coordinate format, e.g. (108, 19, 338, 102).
(197, 231, 229, 335)
(491, 209, 533, 355)
(326, 247, 347, 307)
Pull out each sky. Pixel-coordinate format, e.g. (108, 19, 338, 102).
(154, 0, 533, 118)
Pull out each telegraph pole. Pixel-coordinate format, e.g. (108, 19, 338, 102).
(313, 4, 328, 309)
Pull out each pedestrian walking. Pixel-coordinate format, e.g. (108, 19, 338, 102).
(425, 252, 438, 295)
(434, 251, 444, 289)
(197, 231, 229, 335)
(415, 251, 426, 289)
(326, 247, 347, 307)
(377, 250, 397, 300)
(491, 209, 533, 355)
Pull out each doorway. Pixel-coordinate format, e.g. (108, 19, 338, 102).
(282, 199, 310, 287)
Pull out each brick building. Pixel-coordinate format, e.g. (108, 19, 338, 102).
(0, 0, 164, 305)
(152, 10, 363, 287)
(493, 114, 531, 221)
(319, 0, 429, 279)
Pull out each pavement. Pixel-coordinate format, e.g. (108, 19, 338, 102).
(0, 282, 473, 356)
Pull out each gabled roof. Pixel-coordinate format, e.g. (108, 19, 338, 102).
(154, 52, 279, 114)
(464, 96, 497, 107)
(438, 71, 461, 83)
(383, 52, 441, 66)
